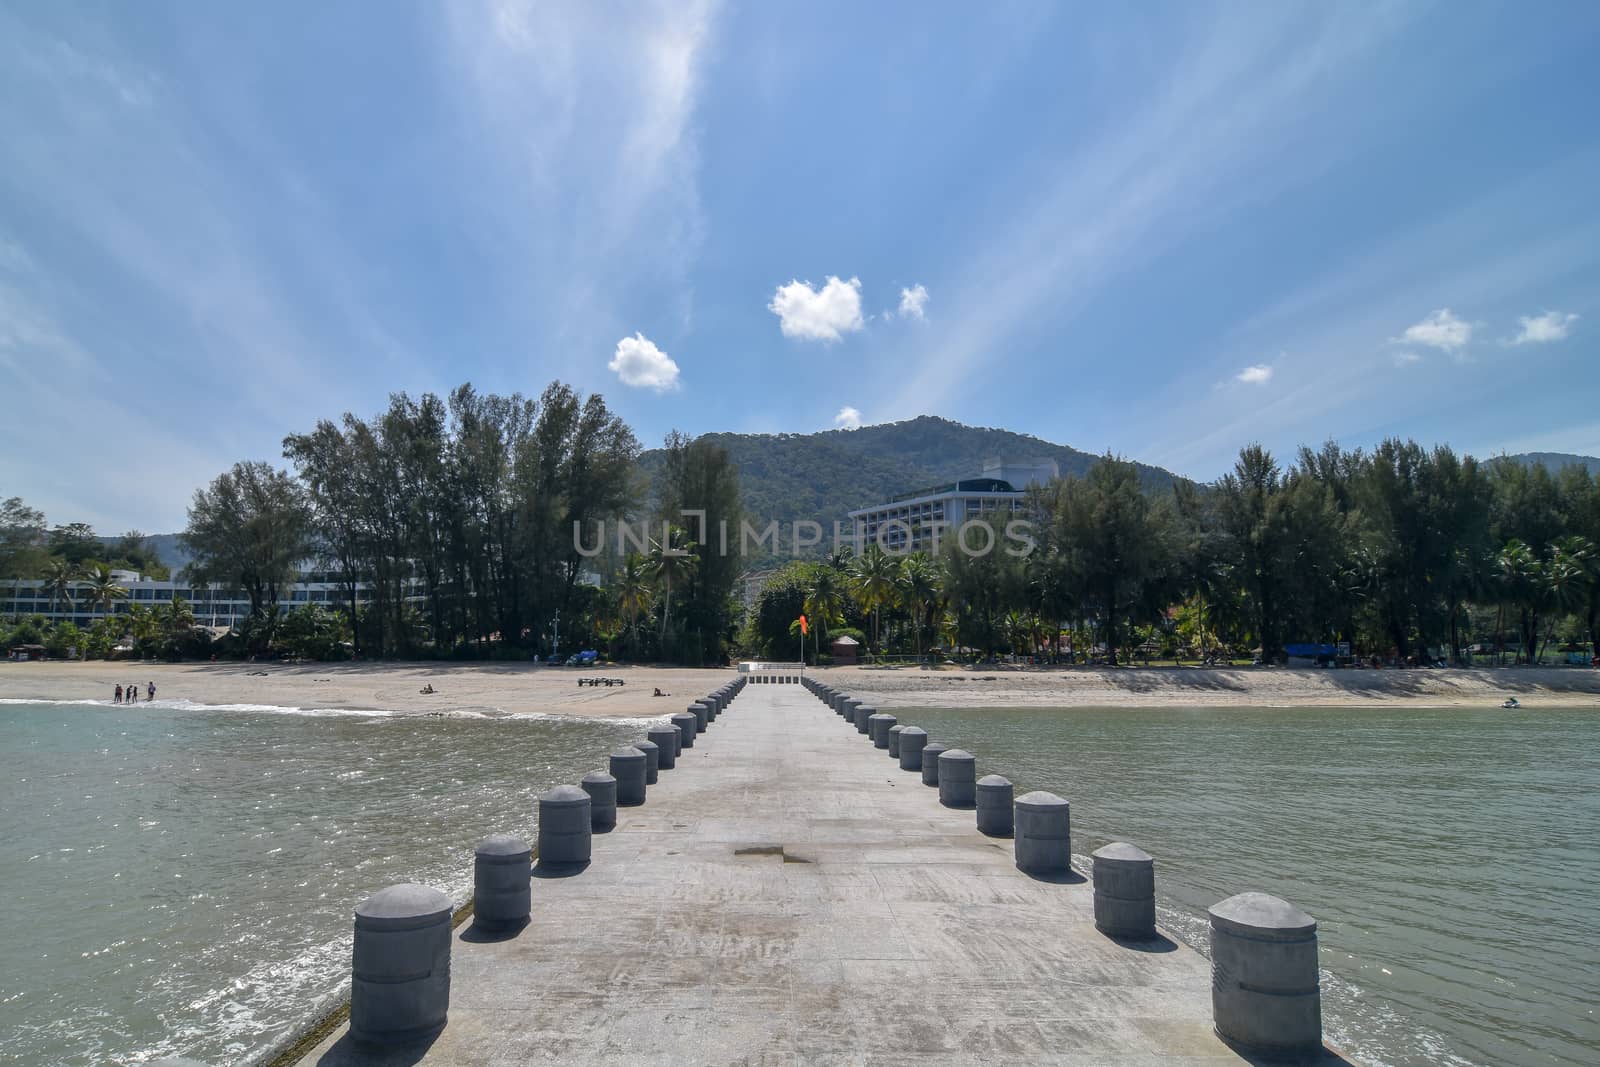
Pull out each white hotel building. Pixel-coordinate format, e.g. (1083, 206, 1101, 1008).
(849, 460, 1059, 553)
(4, 570, 374, 632)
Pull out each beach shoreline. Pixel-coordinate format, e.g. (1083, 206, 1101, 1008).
(3, 659, 1598, 716)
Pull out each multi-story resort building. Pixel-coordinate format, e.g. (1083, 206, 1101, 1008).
(3, 571, 384, 633)
(849, 459, 1059, 553)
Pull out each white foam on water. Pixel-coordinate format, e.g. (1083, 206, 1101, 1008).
(0, 696, 393, 718)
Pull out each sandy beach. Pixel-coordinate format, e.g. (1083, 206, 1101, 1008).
(3, 659, 1598, 716)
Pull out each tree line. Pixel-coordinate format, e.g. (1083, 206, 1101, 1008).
(747, 443, 1600, 667)
(181, 381, 743, 663)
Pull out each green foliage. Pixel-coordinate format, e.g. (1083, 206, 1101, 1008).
(637, 415, 1178, 549)
(182, 461, 312, 650)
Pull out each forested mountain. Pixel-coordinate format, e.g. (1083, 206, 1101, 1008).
(638, 416, 1180, 529)
(1507, 452, 1598, 474)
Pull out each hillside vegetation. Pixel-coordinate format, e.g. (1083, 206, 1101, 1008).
(638, 415, 1180, 529)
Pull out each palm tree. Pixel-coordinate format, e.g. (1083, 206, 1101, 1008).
(803, 563, 848, 664)
(125, 603, 157, 657)
(895, 553, 940, 662)
(648, 526, 699, 645)
(86, 564, 127, 620)
(155, 594, 197, 643)
(43, 559, 79, 620)
(614, 554, 654, 656)
(847, 544, 900, 652)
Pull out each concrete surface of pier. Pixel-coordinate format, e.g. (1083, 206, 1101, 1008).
(298, 685, 1339, 1065)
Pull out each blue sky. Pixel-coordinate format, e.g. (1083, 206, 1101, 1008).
(2, 1, 1597, 533)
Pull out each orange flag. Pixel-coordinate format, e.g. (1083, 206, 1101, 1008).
(798, 614, 809, 635)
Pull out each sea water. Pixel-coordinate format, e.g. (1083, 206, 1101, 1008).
(904, 703, 1600, 1067)
(0, 699, 646, 1066)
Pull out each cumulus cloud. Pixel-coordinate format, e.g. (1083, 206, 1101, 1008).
(1512, 310, 1578, 345)
(833, 406, 862, 430)
(1235, 363, 1274, 385)
(1398, 308, 1472, 352)
(768, 275, 864, 341)
(608, 332, 680, 391)
(897, 284, 929, 320)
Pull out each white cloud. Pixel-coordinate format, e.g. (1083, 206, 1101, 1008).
(608, 332, 680, 391)
(1512, 310, 1577, 345)
(833, 406, 862, 430)
(1235, 363, 1274, 385)
(1393, 350, 1423, 367)
(1397, 308, 1472, 351)
(897, 284, 929, 320)
(768, 275, 864, 341)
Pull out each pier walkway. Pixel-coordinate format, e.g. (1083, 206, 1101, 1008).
(300, 685, 1286, 1065)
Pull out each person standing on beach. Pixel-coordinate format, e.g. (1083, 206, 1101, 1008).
(147, 681, 156, 701)
(114, 684, 123, 703)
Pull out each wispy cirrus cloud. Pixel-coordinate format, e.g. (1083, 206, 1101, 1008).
(880, 5, 1424, 417)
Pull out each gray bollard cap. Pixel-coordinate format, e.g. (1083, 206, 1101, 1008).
(540, 783, 591, 806)
(940, 748, 974, 763)
(611, 746, 646, 761)
(977, 774, 1011, 788)
(1015, 789, 1068, 810)
(1209, 892, 1316, 938)
(1093, 841, 1151, 866)
(899, 726, 926, 739)
(355, 883, 451, 929)
(476, 833, 532, 860)
(635, 738, 659, 754)
(582, 770, 616, 786)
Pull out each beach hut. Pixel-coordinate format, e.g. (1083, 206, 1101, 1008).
(8, 643, 48, 662)
(830, 635, 860, 665)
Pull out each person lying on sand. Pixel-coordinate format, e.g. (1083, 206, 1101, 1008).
(653, 687, 670, 697)
(419, 683, 436, 694)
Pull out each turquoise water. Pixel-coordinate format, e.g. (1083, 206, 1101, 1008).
(4, 699, 1596, 1066)
(0, 700, 645, 1067)
(905, 703, 1600, 1067)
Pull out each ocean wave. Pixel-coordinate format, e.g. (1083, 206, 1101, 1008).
(0, 697, 393, 718)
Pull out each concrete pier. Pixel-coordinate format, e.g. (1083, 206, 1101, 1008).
(302, 685, 1342, 1065)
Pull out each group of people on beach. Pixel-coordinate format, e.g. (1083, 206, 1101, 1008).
(114, 681, 155, 704)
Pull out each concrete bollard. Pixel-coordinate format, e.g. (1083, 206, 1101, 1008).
(634, 738, 660, 785)
(975, 775, 1014, 836)
(887, 724, 905, 758)
(610, 746, 647, 806)
(1013, 791, 1071, 874)
(689, 702, 709, 733)
(1092, 843, 1156, 939)
(836, 694, 852, 717)
(581, 772, 617, 831)
(647, 725, 679, 769)
(938, 749, 977, 807)
(537, 784, 592, 866)
(871, 713, 898, 748)
(473, 834, 531, 931)
(1209, 893, 1322, 1058)
(898, 727, 928, 770)
(350, 883, 452, 1045)
(853, 703, 875, 735)
(704, 696, 720, 720)
(920, 742, 950, 785)
(670, 712, 697, 750)
(865, 712, 888, 747)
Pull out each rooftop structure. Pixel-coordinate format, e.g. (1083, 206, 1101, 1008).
(849, 458, 1058, 553)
